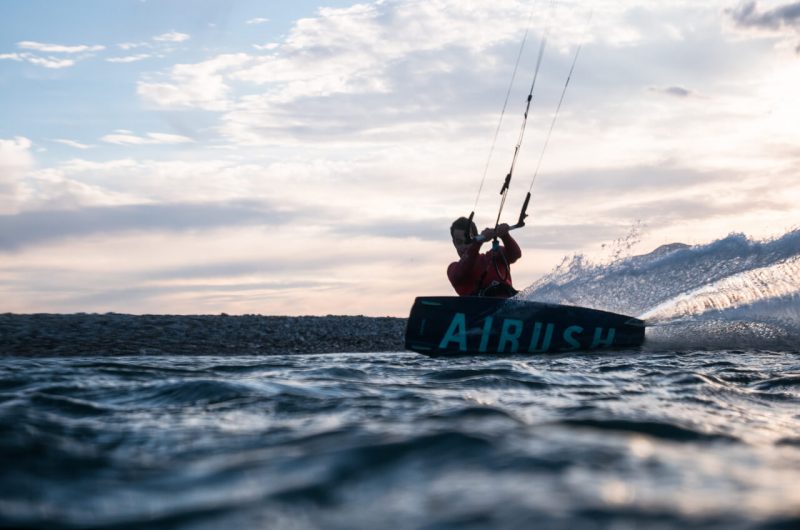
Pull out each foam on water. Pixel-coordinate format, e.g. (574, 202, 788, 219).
(518, 228, 800, 351)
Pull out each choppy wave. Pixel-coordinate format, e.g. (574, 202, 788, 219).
(518, 229, 800, 351)
(2, 353, 800, 529)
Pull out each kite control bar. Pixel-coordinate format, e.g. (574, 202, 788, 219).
(466, 191, 530, 244)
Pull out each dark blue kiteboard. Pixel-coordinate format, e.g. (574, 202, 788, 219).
(405, 296, 645, 356)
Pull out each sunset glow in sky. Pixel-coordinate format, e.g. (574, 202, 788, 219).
(2, 0, 799, 316)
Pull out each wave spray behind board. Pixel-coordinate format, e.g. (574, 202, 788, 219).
(517, 228, 800, 351)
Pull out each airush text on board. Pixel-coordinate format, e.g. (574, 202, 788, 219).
(437, 312, 617, 353)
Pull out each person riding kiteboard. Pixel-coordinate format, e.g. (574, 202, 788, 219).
(445, 8, 587, 301)
(448, 217, 521, 298)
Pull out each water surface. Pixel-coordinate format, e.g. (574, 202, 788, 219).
(2, 351, 799, 529)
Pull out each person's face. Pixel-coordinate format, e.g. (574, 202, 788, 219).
(452, 228, 471, 258)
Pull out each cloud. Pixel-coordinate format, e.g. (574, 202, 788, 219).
(331, 216, 453, 242)
(138, 53, 252, 110)
(520, 222, 632, 251)
(4, 37, 175, 70)
(602, 195, 793, 225)
(17, 41, 105, 53)
(136, 0, 539, 127)
(0, 200, 292, 251)
(118, 42, 150, 50)
(527, 164, 725, 205)
(54, 139, 94, 150)
(728, 1, 800, 30)
(0, 137, 34, 206)
(3, 32, 194, 72)
(18, 168, 140, 212)
(727, 1, 800, 51)
(6, 40, 104, 69)
(23, 55, 76, 69)
(143, 252, 380, 283)
(253, 43, 279, 51)
(35, 156, 265, 207)
(246, 17, 270, 25)
(107, 54, 151, 63)
(153, 31, 191, 43)
(100, 132, 194, 145)
(0, 138, 32, 175)
(0, 224, 422, 315)
(60, 279, 338, 309)
(650, 85, 694, 98)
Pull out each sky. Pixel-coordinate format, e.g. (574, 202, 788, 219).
(1, 0, 799, 317)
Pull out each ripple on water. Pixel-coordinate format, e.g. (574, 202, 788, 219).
(557, 418, 740, 443)
(1, 352, 799, 530)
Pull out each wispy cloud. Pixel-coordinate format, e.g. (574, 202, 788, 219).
(100, 131, 194, 145)
(118, 42, 150, 50)
(24, 55, 76, 69)
(650, 85, 695, 98)
(54, 139, 94, 150)
(106, 32, 191, 63)
(0, 200, 293, 251)
(253, 43, 279, 51)
(2, 33, 185, 71)
(153, 31, 190, 43)
(3, 40, 105, 69)
(107, 54, 151, 63)
(246, 17, 270, 25)
(17, 41, 105, 53)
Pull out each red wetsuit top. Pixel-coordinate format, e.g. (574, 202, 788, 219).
(447, 233, 522, 297)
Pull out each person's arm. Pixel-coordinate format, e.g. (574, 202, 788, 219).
(500, 232, 521, 263)
(448, 242, 481, 284)
(491, 223, 521, 263)
(448, 235, 488, 296)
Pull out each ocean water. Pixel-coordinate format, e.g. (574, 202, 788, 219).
(2, 231, 800, 530)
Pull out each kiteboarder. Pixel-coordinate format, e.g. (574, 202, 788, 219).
(443, 11, 586, 301)
(448, 216, 521, 298)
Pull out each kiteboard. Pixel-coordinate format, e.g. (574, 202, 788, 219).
(405, 296, 645, 356)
